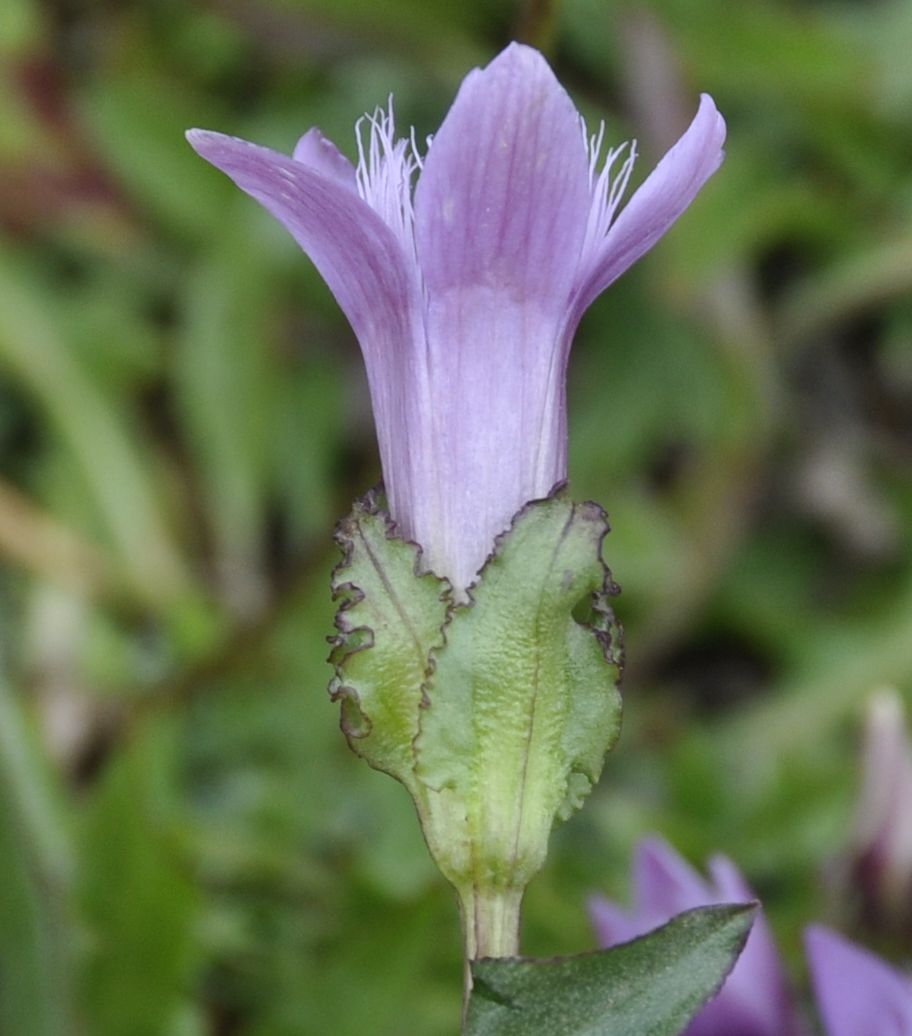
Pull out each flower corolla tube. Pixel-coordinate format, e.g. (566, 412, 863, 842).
(188, 43, 725, 591)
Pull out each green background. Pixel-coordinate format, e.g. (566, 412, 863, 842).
(1, 0, 911, 1032)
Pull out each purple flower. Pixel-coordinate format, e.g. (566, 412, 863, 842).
(187, 44, 725, 590)
(805, 925, 912, 1036)
(590, 836, 800, 1036)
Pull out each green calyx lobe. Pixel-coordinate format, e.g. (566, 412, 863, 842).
(328, 490, 451, 794)
(329, 488, 623, 927)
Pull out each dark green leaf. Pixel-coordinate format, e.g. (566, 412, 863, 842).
(465, 904, 755, 1036)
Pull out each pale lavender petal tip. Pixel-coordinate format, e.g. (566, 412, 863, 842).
(635, 835, 713, 914)
(588, 894, 642, 947)
(292, 126, 358, 190)
(186, 126, 250, 161)
(575, 92, 726, 312)
(706, 853, 755, 902)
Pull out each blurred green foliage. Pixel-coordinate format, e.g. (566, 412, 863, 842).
(0, 0, 911, 1032)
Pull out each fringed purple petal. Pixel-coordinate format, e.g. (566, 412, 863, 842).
(806, 925, 912, 1036)
(574, 94, 725, 313)
(410, 43, 591, 587)
(186, 129, 432, 548)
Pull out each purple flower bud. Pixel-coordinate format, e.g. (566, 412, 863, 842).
(187, 45, 724, 590)
(850, 689, 912, 934)
(590, 836, 801, 1036)
(805, 925, 912, 1036)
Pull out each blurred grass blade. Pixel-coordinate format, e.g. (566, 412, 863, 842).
(79, 69, 230, 244)
(176, 214, 277, 614)
(776, 235, 912, 348)
(0, 475, 111, 594)
(0, 677, 75, 1036)
(80, 720, 199, 1036)
(0, 248, 188, 604)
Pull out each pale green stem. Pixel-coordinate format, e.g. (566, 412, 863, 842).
(458, 884, 523, 1026)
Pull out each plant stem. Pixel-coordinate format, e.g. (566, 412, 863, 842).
(459, 885, 523, 1023)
